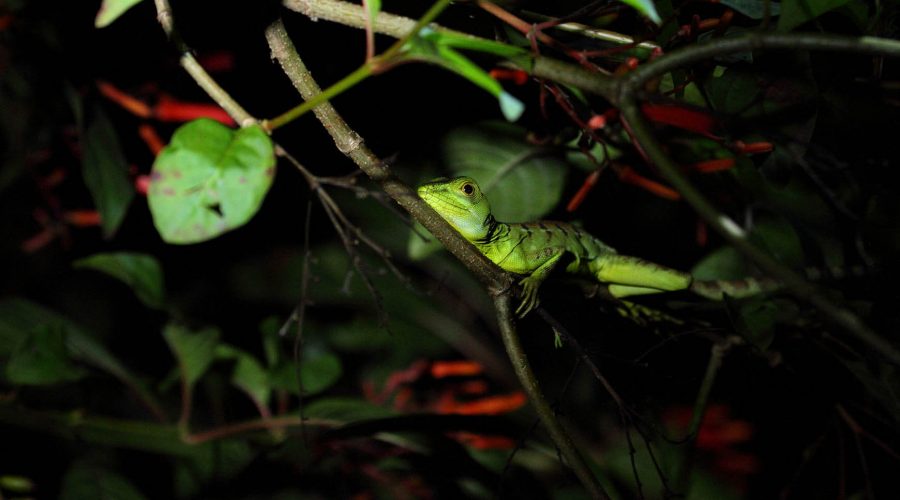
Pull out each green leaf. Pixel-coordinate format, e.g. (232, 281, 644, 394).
(691, 246, 748, 281)
(0, 298, 162, 414)
(60, 463, 147, 500)
(231, 351, 270, 407)
(705, 68, 763, 115)
(270, 351, 342, 396)
(777, 0, 852, 31)
(74, 252, 165, 309)
(0, 475, 34, 494)
(407, 122, 567, 260)
(216, 345, 271, 407)
(736, 298, 778, 350)
(442, 122, 567, 222)
(407, 30, 524, 121)
(6, 324, 87, 385)
(173, 440, 253, 499)
(162, 324, 220, 386)
(719, 0, 781, 19)
(148, 119, 276, 244)
(82, 105, 135, 238)
(421, 30, 530, 63)
(750, 215, 805, 268)
(618, 0, 662, 24)
(260, 316, 283, 366)
(95, 0, 144, 28)
(407, 221, 444, 260)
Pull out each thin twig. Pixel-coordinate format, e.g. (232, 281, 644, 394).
(153, 0, 254, 125)
(264, 18, 510, 292)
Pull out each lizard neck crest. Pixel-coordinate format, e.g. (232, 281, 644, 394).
(417, 176, 494, 242)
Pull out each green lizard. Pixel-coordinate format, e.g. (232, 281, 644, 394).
(418, 176, 770, 316)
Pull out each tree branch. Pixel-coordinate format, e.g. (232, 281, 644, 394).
(616, 33, 900, 366)
(281, 0, 617, 99)
(266, 17, 610, 497)
(264, 18, 510, 292)
(494, 295, 609, 499)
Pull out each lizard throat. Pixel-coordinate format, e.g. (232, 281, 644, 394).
(475, 214, 506, 245)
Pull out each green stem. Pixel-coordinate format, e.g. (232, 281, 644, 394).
(266, 0, 452, 131)
(380, 0, 453, 61)
(265, 63, 373, 131)
(0, 404, 332, 454)
(494, 295, 609, 500)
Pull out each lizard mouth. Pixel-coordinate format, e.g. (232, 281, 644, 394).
(419, 188, 470, 218)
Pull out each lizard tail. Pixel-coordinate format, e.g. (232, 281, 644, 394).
(690, 277, 780, 300)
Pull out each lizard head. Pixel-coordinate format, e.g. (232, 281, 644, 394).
(417, 176, 493, 241)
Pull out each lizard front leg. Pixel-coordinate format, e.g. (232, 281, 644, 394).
(516, 247, 565, 317)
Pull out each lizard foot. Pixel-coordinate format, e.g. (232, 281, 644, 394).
(515, 276, 541, 318)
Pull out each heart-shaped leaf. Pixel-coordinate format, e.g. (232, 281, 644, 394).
(74, 252, 165, 309)
(148, 119, 275, 244)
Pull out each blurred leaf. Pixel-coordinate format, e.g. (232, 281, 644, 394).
(73, 252, 165, 309)
(407, 221, 444, 260)
(270, 350, 342, 395)
(736, 298, 778, 349)
(260, 316, 283, 366)
(442, 122, 567, 222)
(231, 351, 270, 407)
(6, 323, 86, 385)
(148, 119, 275, 244)
(777, 0, 852, 31)
(174, 440, 253, 499)
(750, 215, 805, 268)
(835, 355, 900, 426)
(304, 397, 395, 420)
(0, 298, 162, 413)
(691, 246, 748, 281)
(693, 216, 804, 281)
(214, 344, 273, 407)
(619, 0, 662, 24)
(705, 68, 763, 115)
(719, 0, 781, 18)
(162, 324, 220, 386)
(60, 462, 147, 500)
(95, 0, 144, 28)
(605, 434, 741, 500)
(82, 105, 135, 238)
(0, 475, 34, 494)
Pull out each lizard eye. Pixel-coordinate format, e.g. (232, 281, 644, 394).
(461, 183, 475, 195)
